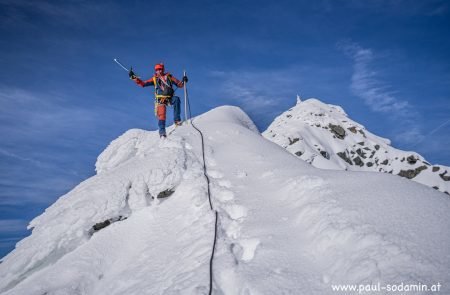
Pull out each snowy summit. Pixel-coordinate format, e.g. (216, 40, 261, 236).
(0, 106, 449, 294)
(263, 98, 450, 195)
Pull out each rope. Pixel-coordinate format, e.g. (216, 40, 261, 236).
(191, 119, 218, 295)
(185, 81, 218, 295)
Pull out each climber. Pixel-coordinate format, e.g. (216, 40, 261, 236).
(129, 63, 188, 138)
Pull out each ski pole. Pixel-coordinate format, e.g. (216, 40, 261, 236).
(183, 70, 189, 123)
(113, 58, 129, 72)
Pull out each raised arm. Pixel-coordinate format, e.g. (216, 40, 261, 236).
(169, 75, 184, 88)
(134, 77, 155, 88)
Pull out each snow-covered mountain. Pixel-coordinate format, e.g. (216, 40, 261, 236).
(1, 106, 449, 294)
(263, 97, 450, 195)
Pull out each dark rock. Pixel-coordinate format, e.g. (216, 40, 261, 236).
(93, 220, 111, 231)
(286, 114, 292, 118)
(320, 150, 330, 159)
(406, 155, 417, 165)
(423, 161, 431, 166)
(374, 144, 380, 150)
(433, 186, 439, 190)
(381, 159, 389, 165)
(328, 124, 346, 139)
(400, 157, 405, 162)
(92, 216, 127, 233)
(288, 137, 300, 145)
(357, 142, 365, 146)
(295, 151, 303, 157)
(356, 148, 366, 159)
(347, 126, 357, 134)
(367, 162, 373, 167)
(432, 166, 440, 172)
(353, 156, 364, 167)
(439, 171, 450, 181)
(315, 124, 321, 127)
(157, 189, 175, 198)
(363, 147, 370, 151)
(358, 129, 366, 137)
(337, 152, 353, 165)
(398, 165, 428, 179)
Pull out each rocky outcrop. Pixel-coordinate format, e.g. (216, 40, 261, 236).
(398, 166, 428, 179)
(337, 152, 353, 165)
(329, 124, 346, 139)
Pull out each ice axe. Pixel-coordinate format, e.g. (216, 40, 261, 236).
(113, 58, 130, 72)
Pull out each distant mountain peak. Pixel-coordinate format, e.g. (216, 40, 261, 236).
(263, 97, 449, 195)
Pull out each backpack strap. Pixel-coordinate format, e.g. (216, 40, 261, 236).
(153, 74, 172, 103)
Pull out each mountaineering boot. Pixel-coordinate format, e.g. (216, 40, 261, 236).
(175, 120, 182, 126)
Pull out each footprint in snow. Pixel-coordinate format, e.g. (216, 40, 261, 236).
(234, 238, 260, 262)
(224, 204, 248, 220)
(218, 179, 232, 188)
(216, 190, 234, 202)
(235, 171, 247, 178)
(208, 170, 224, 179)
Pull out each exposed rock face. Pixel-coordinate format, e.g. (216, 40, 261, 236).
(337, 152, 353, 165)
(348, 126, 357, 134)
(398, 166, 428, 179)
(440, 171, 450, 181)
(263, 98, 450, 195)
(407, 155, 417, 165)
(329, 124, 346, 139)
(320, 150, 330, 159)
(289, 137, 300, 145)
(353, 156, 364, 167)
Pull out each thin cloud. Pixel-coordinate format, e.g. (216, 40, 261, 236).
(337, 41, 428, 146)
(0, 148, 44, 167)
(210, 69, 299, 112)
(338, 41, 416, 118)
(0, 219, 28, 233)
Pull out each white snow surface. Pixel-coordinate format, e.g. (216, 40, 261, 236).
(263, 98, 450, 195)
(1, 105, 449, 294)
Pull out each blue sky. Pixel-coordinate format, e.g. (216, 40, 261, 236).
(0, 0, 449, 258)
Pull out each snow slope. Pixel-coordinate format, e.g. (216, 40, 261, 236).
(263, 97, 450, 195)
(1, 106, 449, 294)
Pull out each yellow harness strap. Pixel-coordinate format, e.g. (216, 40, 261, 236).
(153, 76, 172, 116)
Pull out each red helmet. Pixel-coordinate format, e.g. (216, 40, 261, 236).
(154, 63, 164, 72)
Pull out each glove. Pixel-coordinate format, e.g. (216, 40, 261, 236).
(182, 75, 188, 83)
(129, 69, 137, 80)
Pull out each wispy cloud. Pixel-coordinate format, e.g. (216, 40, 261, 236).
(0, 219, 28, 233)
(0, 0, 117, 29)
(338, 41, 416, 117)
(206, 68, 305, 125)
(338, 40, 425, 145)
(204, 68, 310, 130)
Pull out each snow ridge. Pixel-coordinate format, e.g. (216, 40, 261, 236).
(0, 105, 449, 294)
